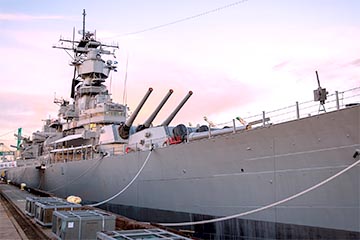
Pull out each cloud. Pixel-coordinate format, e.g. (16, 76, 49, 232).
(349, 58, 360, 67)
(0, 13, 71, 21)
(118, 62, 262, 127)
(273, 61, 291, 71)
(0, 92, 58, 135)
(0, 28, 73, 97)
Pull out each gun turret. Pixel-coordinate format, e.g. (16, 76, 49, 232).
(161, 91, 193, 126)
(136, 89, 173, 132)
(118, 88, 153, 139)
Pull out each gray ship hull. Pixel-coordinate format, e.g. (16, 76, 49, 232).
(7, 105, 360, 239)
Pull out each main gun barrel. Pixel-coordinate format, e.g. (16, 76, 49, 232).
(161, 91, 193, 126)
(143, 89, 173, 128)
(118, 87, 153, 139)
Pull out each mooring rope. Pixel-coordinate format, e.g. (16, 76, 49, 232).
(159, 155, 360, 227)
(48, 154, 105, 192)
(88, 148, 153, 207)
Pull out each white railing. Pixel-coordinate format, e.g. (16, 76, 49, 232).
(15, 88, 360, 162)
(214, 87, 360, 128)
(101, 87, 360, 156)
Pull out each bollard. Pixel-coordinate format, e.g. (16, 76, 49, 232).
(20, 183, 26, 190)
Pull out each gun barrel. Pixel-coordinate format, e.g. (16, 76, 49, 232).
(143, 89, 173, 128)
(161, 91, 193, 126)
(119, 88, 153, 139)
(125, 88, 153, 127)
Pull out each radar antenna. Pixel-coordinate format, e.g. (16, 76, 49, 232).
(52, 9, 119, 99)
(82, 9, 86, 40)
(313, 71, 328, 113)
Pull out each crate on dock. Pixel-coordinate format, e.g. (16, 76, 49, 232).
(34, 200, 81, 227)
(96, 229, 192, 240)
(51, 210, 116, 240)
(25, 197, 62, 217)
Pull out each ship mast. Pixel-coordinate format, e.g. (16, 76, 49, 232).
(82, 9, 86, 40)
(53, 9, 119, 97)
(52, 10, 120, 129)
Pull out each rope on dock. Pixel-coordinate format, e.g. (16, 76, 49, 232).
(88, 147, 154, 207)
(159, 153, 360, 227)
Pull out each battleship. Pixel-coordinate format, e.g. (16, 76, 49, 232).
(4, 10, 360, 239)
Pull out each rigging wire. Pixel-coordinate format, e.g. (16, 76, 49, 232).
(0, 130, 17, 138)
(122, 54, 129, 105)
(110, 0, 250, 38)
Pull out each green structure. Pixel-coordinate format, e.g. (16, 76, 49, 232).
(16, 128, 22, 150)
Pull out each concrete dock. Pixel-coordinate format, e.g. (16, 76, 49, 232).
(0, 196, 25, 240)
(0, 182, 53, 239)
(0, 182, 194, 240)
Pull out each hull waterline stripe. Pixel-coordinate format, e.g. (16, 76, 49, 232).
(88, 148, 153, 207)
(159, 152, 360, 227)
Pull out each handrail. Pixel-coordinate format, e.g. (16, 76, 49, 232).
(14, 87, 360, 161)
(240, 87, 360, 126)
(89, 87, 360, 156)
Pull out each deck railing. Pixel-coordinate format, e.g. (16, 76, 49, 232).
(15, 87, 360, 162)
(94, 87, 360, 156)
(215, 87, 360, 128)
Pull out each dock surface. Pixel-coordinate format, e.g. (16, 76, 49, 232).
(0, 182, 194, 240)
(0, 196, 24, 240)
(0, 182, 53, 239)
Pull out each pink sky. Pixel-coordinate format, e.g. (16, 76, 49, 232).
(0, 0, 359, 148)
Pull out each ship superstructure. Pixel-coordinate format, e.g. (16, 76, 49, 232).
(22, 10, 197, 164)
(49, 10, 126, 158)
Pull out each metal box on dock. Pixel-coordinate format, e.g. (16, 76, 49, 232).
(96, 229, 192, 240)
(51, 210, 116, 240)
(34, 200, 81, 227)
(25, 196, 62, 217)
